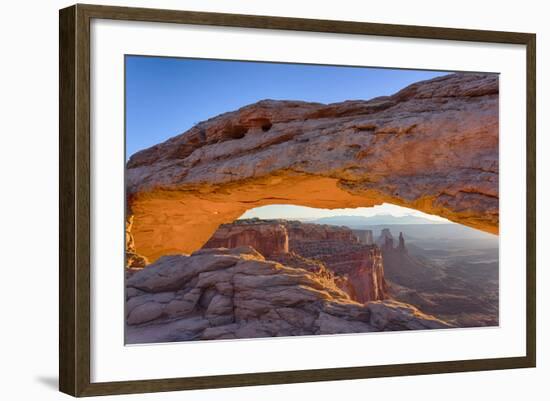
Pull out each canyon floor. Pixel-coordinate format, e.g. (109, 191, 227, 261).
(355, 225, 499, 327)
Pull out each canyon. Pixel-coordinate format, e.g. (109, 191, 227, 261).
(201, 219, 498, 327)
(204, 219, 387, 303)
(354, 225, 498, 327)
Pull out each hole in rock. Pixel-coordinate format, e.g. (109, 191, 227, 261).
(222, 123, 248, 140)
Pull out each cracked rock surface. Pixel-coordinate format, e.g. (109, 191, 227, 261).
(125, 247, 451, 343)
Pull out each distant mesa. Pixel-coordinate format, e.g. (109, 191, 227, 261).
(314, 214, 446, 227)
(374, 227, 408, 254)
(204, 219, 289, 258)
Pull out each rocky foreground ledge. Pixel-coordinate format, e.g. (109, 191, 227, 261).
(126, 73, 499, 261)
(125, 247, 451, 343)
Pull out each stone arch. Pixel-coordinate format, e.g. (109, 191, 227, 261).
(127, 73, 498, 262)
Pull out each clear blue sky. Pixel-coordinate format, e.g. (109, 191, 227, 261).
(125, 56, 448, 158)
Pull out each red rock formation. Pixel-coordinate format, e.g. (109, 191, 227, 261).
(326, 248, 385, 302)
(267, 251, 360, 301)
(203, 219, 289, 257)
(284, 220, 359, 243)
(126, 73, 499, 261)
(289, 237, 387, 303)
(202, 219, 388, 303)
(377, 228, 408, 254)
(377, 228, 393, 245)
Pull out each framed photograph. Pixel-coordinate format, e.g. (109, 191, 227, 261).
(59, 4, 536, 397)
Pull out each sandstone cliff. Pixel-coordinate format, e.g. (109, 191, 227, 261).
(202, 219, 388, 303)
(126, 73, 499, 261)
(287, 225, 387, 303)
(284, 220, 359, 243)
(356, 230, 374, 245)
(203, 220, 289, 257)
(125, 247, 451, 344)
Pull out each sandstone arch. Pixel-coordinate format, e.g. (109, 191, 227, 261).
(127, 73, 498, 262)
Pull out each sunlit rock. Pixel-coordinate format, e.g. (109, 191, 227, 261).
(126, 73, 499, 261)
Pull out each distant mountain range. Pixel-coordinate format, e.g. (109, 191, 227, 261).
(313, 214, 446, 227)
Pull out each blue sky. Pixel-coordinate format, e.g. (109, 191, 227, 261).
(125, 56, 449, 220)
(125, 56, 448, 158)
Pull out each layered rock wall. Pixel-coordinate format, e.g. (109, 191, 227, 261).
(290, 239, 387, 303)
(125, 247, 451, 343)
(203, 220, 289, 257)
(203, 219, 387, 303)
(285, 221, 359, 243)
(355, 230, 374, 245)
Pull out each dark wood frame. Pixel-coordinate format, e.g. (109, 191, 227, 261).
(59, 3, 536, 397)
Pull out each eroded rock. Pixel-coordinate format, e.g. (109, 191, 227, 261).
(204, 219, 388, 303)
(125, 247, 452, 343)
(126, 73, 499, 261)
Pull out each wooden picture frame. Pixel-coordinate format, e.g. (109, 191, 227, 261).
(59, 3, 536, 397)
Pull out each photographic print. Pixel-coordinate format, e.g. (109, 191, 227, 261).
(124, 57, 499, 344)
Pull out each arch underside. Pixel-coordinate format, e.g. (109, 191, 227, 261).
(130, 172, 497, 262)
